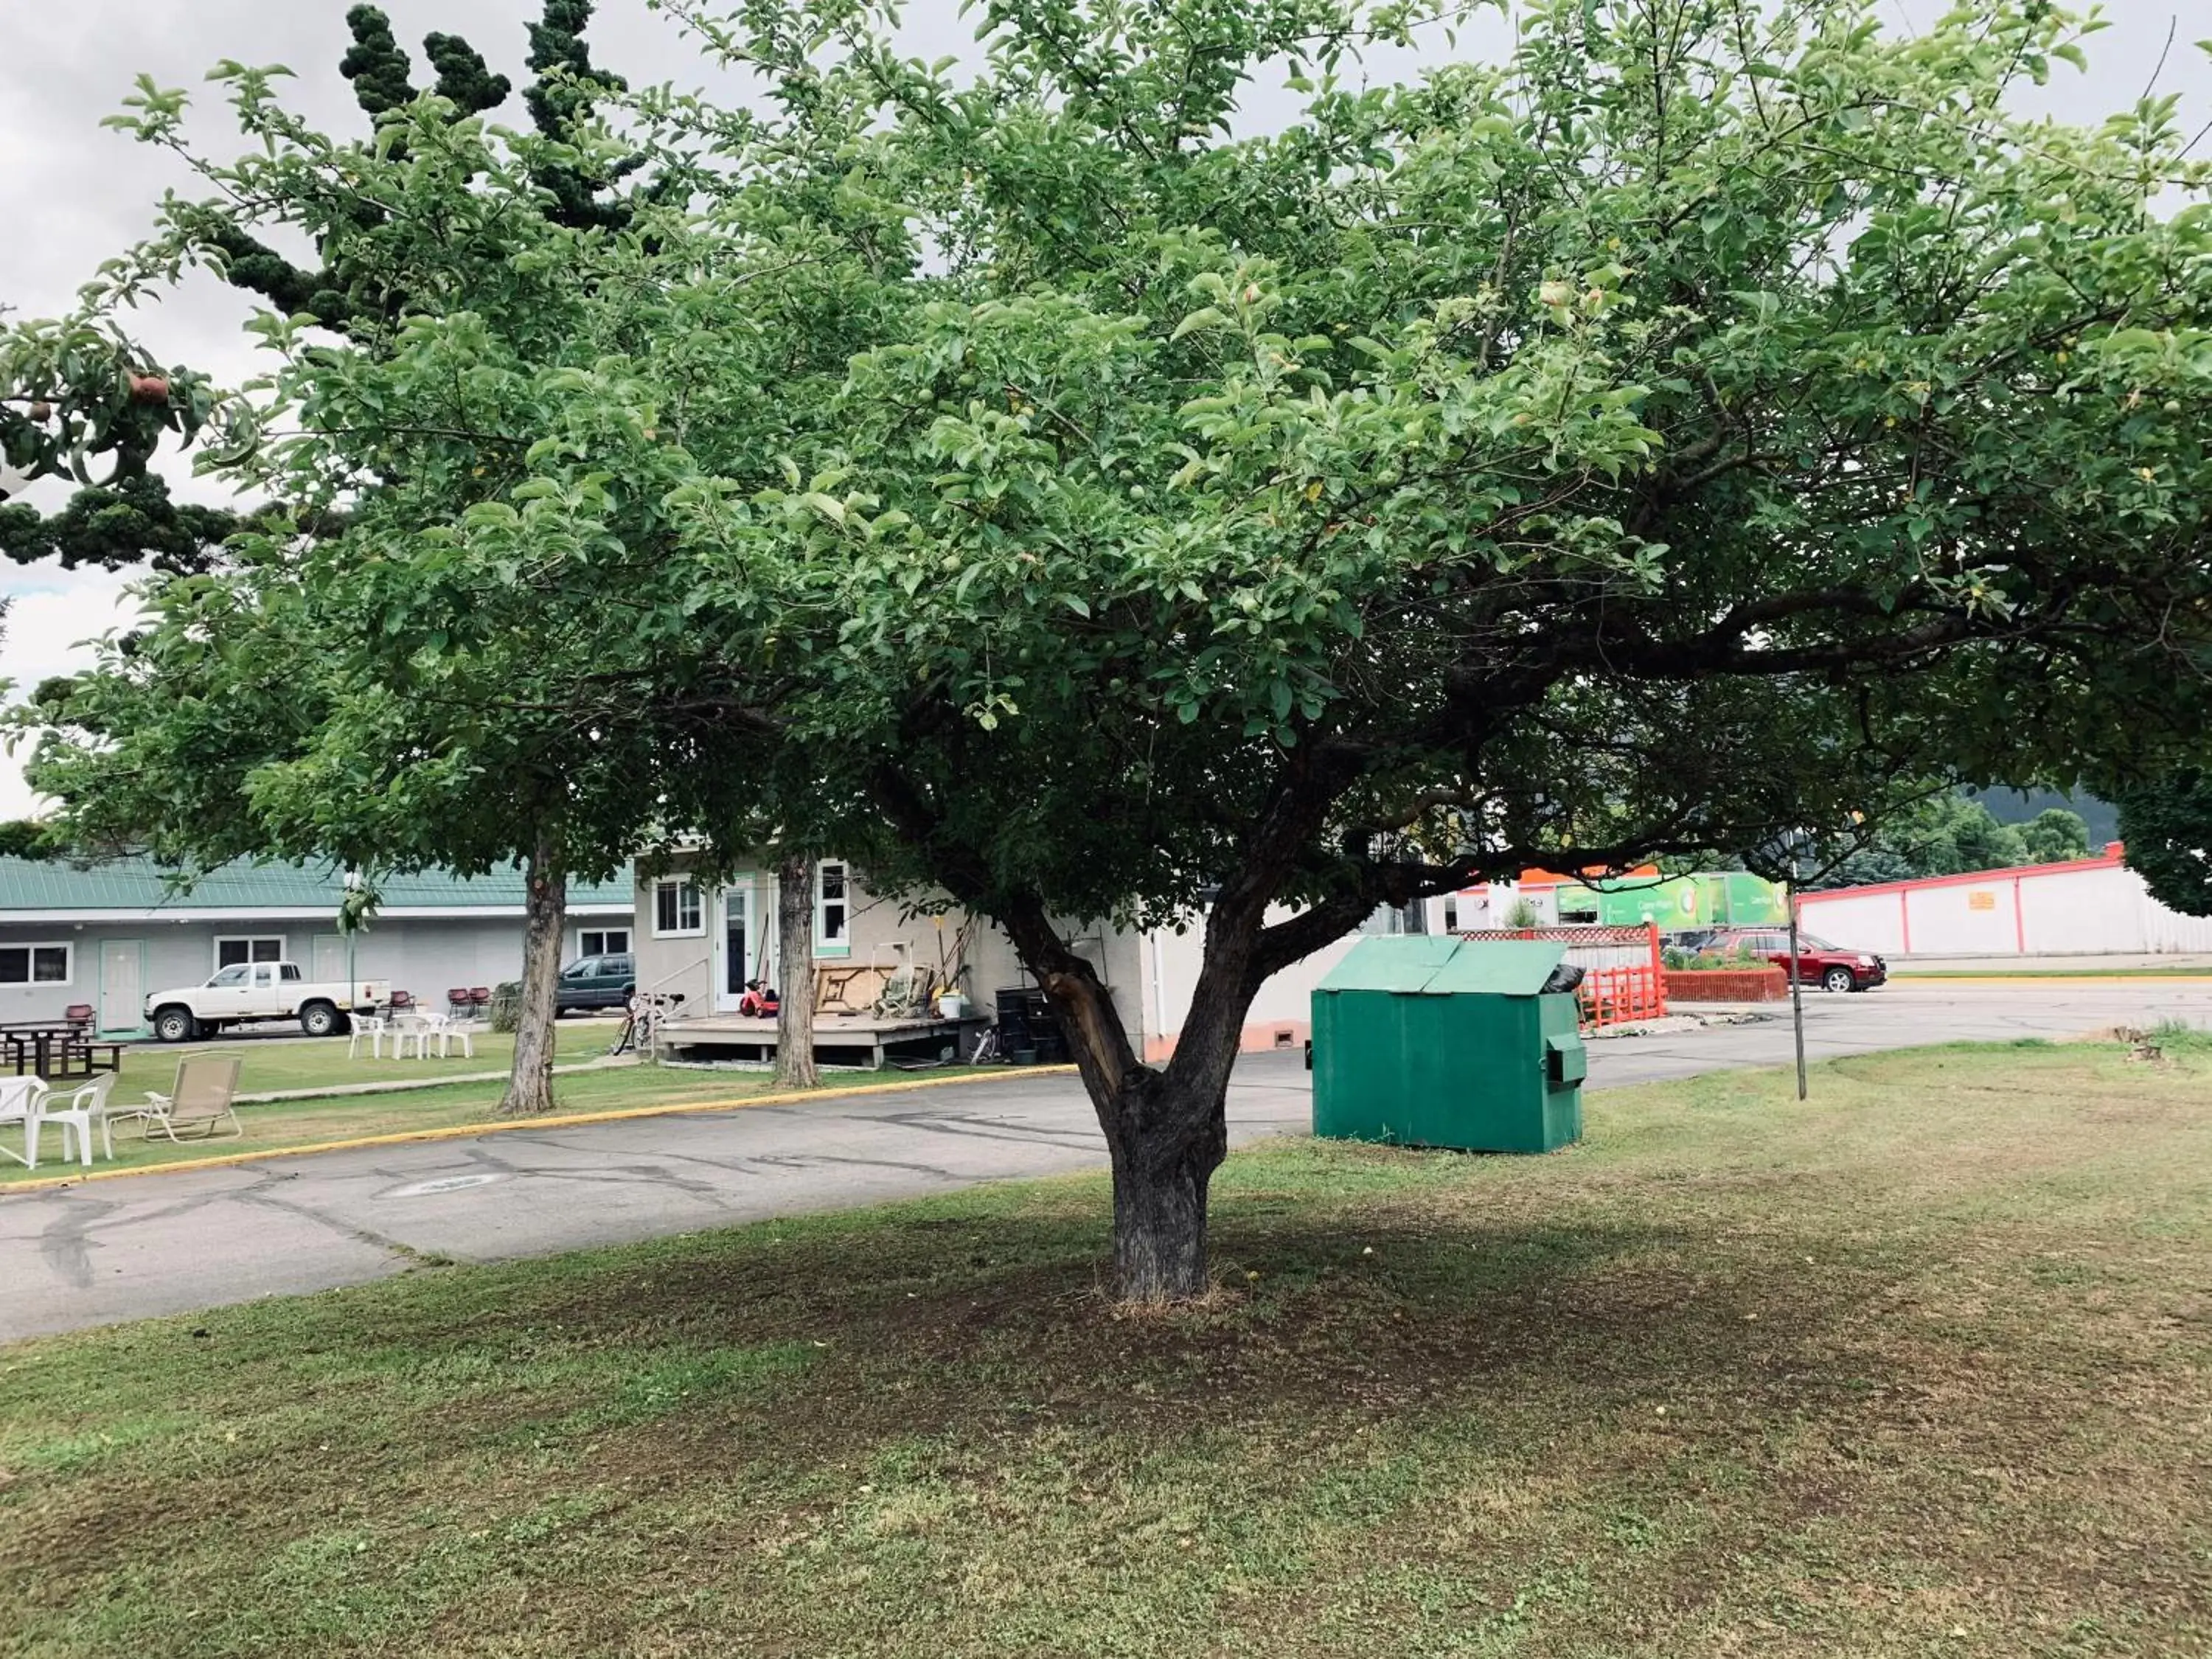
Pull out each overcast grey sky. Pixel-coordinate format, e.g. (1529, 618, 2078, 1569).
(2, 1, 2205, 818)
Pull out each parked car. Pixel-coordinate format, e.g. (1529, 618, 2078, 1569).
(556, 951, 636, 1013)
(145, 961, 391, 1042)
(1675, 927, 1886, 992)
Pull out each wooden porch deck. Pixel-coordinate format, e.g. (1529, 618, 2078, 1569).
(663, 1012, 986, 1070)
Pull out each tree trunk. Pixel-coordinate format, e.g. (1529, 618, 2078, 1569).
(1104, 1067, 1230, 1301)
(774, 851, 818, 1089)
(999, 902, 1253, 1303)
(500, 830, 566, 1117)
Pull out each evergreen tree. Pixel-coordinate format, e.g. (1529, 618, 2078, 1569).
(4, 2, 633, 574)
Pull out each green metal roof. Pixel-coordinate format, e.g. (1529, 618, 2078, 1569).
(0, 855, 634, 914)
(1317, 936, 1565, 998)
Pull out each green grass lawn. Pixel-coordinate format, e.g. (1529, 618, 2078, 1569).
(4, 1038, 2209, 1657)
(112, 1019, 623, 1097)
(4, 1033, 1007, 1186)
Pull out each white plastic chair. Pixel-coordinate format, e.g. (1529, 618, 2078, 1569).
(40, 1071, 119, 1166)
(347, 1013, 390, 1060)
(389, 1012, 432, 1060)
(428, 1012, 476, 1060)
(0, 1075, 52, 1168)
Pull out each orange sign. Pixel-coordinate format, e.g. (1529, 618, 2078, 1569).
(1966, 890, 1996, 911)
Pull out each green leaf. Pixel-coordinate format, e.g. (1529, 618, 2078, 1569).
(1169, 307, 1225, 341)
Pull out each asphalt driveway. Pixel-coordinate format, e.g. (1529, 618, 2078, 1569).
(5, 977, 2208, 1341)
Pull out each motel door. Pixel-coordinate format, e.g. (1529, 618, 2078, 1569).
(713, 883, 759, 1012)
(98, 940, 144, 1033)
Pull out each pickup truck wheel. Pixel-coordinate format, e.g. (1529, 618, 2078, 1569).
(153, 1006, 197, 1043)
(299, 1000, 341, 1038)
(1820, 966, 1857, 994)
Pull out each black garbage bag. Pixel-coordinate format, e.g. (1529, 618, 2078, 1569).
(1540, 962, 1587, 995)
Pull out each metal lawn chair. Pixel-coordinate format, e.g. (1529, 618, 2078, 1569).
(0, 1074, 52, 1167)
(108, 1052, 245, 1144)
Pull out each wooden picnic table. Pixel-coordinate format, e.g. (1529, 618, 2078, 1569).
(0, 1022, 125, 1080)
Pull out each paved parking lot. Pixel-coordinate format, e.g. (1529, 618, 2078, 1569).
(4, 978, 2208, 1340)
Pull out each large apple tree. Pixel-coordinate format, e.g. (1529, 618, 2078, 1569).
(24, 0, 2212, 1293)
(647, 0, 2212, 1295)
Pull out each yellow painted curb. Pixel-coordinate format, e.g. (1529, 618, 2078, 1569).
(0, 1065, 1082, 1197)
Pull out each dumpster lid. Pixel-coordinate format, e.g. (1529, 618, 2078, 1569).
(1314, 934, 1462, 993)
(1315, 935, 1567, 997)
(1422, 938, 1568, 996)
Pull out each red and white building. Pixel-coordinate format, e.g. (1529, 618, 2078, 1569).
(1796, 845, 2212, 959)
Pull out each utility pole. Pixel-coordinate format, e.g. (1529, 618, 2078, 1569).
(1787, 844, 1807, 1101)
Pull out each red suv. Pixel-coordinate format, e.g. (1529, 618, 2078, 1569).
(1679, 928, 1887, 993)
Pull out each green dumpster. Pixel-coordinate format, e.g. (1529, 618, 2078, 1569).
(1310, 936, 1586, 1152)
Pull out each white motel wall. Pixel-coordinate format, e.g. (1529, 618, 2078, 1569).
(0, 857, 635, 1034)
(1137, 910, 1365, 1062)
(1795, 852, 2212, 959)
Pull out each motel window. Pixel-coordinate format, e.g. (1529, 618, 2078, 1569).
(580, 928, 631, 958)
(816, 861, 849, 953)
(654, 879, 704, 937)
(215, 936, 285, 970)
(0, 944, 72, 985)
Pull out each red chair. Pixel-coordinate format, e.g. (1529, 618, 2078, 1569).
(447, 987, 473, 1015)
(63, 1004, 95, 1028)
(468, 987, 491, 1007)
(389, 990, 414, 1010)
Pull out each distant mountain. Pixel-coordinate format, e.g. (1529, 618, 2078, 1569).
(1968, 787, 2119, 848)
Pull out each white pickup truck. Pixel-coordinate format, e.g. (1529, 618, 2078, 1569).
(145, 961, 392, 1043)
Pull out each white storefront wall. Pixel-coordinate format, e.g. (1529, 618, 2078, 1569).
(1796, 857, 2212, 959)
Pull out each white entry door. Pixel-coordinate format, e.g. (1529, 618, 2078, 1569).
(99, 940, 143, 1032)
(713, 883, 758, 1012)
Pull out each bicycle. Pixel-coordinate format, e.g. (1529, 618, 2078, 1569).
(611, 992, 673, 1057)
